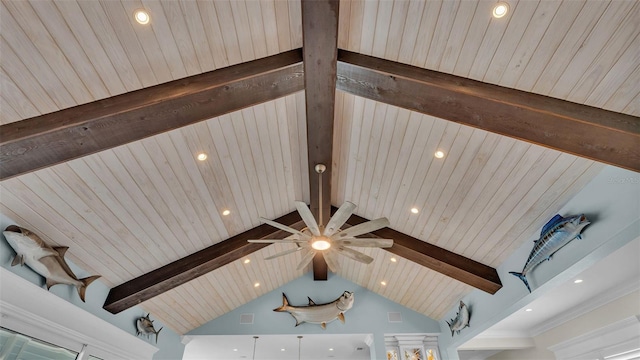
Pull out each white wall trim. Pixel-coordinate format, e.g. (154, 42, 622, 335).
(530, 280, 640, 337)
(458, 336, 535, 351)
(548, 315, 640, 360)
(0, 267, 158, 360)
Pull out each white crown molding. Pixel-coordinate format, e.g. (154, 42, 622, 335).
(0, 267, 158, 360)
(530, 280, 640, 337)
(548, 315, 640, 360)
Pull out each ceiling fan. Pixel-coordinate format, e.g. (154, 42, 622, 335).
(248, 164, 393, 272)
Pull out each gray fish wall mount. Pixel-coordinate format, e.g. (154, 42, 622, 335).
(136, 313, 163, 344)
(3, 225, 100, 302)
(274, 291, 354, 329)
(446, 301, 470, 336)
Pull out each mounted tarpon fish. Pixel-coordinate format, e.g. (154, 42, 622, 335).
(136, 313, 163, 344)
(446, 301, 470, 336)
(510, 214, 590, 292)
(274, 291, 354, 329)
(3, 225, 101, 302)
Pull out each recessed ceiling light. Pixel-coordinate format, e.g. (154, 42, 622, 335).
(410, 207, 419, 214)
(492, 3, 509, 18)
(244, 259, 250, 264)
(222, 209, 231, 216)
(329, 348, 334, 351)
(197, 153, 207, 161)
(574, 279, 583, 284)
(525, 308, 533, 312)
(281, 348, 286, 352)
(134, 9, 150, 25)
(254, 282, 260, 287)
(434, 150, 445, 159)
(381, 281, 387, 286)
(390, 257, 397, 263)
(233, 349, 238, 352)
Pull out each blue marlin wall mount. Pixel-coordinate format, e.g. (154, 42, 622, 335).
(510, 214, 590, 292)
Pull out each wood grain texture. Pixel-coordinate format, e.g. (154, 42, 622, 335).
(1, 49, 304, 180)
(339, 209, 502, 294)
(103, 211, 304, 314)
(301, 0, 340, 280)
(337, 50, 640, 172)
(2, 0, 636, 334)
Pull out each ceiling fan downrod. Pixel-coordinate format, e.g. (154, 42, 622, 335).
(315, 163, 326, 227)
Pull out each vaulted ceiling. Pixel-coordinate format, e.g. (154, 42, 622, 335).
(1, 0, 638, 335)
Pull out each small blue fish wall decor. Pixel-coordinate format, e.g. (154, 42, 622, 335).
(510, 214, 590, 292)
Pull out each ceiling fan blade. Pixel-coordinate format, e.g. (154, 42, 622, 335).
(335, 217, 390, 238)
(324, 201, 356, 237)
(294, 201, 321, 236)
(333, 238, 393, 248)
(296, 248, 316, 270)
(264, 246, 307, 260)
(324, 249, 341, 273)
(260, 217, 311, 239)
(247, 239, 307, 244)
(335, 246, 374, 264)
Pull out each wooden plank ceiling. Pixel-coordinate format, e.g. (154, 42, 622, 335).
(1, 0, 638, 334)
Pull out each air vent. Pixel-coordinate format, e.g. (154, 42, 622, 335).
(356, 347, 364, 351)
(387, 311, 402, 323)
(240, 313, 254, 324)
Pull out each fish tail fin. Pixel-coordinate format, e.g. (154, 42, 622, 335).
(509, 271, 531, 293)
(77, 275, 101, 302)
(155, 327, 162, 344)
(273, 293, 289, 312)
(446, 321, 453, 337)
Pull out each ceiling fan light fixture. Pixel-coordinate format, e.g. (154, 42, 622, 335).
(311, 237, 331, 250)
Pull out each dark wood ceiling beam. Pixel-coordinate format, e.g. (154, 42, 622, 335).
(301, 0, 340, 280)
(337, 50, 640, 172)
(340, 209, 502, 294)
(1, 49, 304, 180)
(103, 211, 304, 314)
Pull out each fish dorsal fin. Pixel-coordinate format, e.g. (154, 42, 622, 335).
(307, 297, 316, 306)
(54, 246, 69, 257)
(541, 214, 564, 236)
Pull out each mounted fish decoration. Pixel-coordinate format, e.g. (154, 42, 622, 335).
(136, 313, 163, 344)
(274, 291, 354, 329)
(510, 214, 590, 292)
(3, 225, 101, 302)
(446, 301, 470, 336)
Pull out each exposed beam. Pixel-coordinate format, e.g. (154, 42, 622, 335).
(342, 210, 502, 294)
(337, 50, 640, 172)
(301, 0, 340, 280)
(1, 49, 304, 180)
(103, 211, 304, 314)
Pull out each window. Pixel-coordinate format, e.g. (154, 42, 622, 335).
(0, 327, 78, 360)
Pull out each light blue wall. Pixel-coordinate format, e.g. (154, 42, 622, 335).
(436, 165, 640, 360)
(188, 272, 441, 358)
(0, 214, 185, 360)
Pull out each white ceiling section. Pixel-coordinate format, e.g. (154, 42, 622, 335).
(1, 0, 638, 335)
